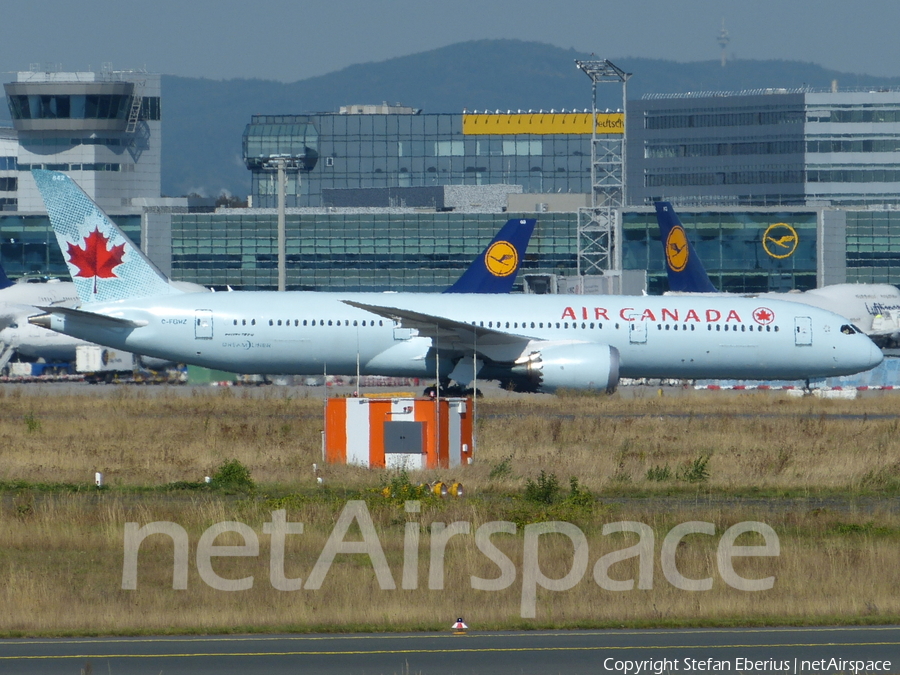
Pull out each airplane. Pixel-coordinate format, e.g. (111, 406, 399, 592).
(0, 269, 80, 307)
(27, 170, 882, 393)
(655, 201, 900, 344)
(0, 214, 533, 375)
(0, 263, 84, 370)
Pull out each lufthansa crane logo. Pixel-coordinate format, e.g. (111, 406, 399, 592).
(763, 223, 799, 259)
(484, 241, 518, 277)
(665, 225, 689, 272)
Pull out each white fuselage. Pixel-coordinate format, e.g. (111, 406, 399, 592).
(0, 318, 91, 360)
(0, 279, 80, 308)
(758, 283, 900, 336)
(42, 291, 883, 381)
(0, 281, 86, 361)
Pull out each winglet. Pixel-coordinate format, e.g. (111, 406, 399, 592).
(32, 169, 182, 304)
(444, 218, 536, 293)
(0, 261, 12, 290)
(654, 202, 718, 293)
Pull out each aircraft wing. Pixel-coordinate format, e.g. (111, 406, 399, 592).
(342, 299, 537, 362)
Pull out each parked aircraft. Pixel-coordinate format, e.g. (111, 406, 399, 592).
(0, 270, 79, 308)
(28, 170, 881, 392)
(0, 264, 83, 369)
(655, 202, 900, 344)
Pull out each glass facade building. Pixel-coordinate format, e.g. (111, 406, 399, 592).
(169, 206, 831, 295)
(243, 110, 606, 207)
(623, 209, 819, 295)
(845, 210, 900, 285)
(8, 93, 900, 294)
(628, 89, 900, 207)
(171, 211, 578, 292)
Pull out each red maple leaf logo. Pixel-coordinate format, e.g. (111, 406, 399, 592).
(753, 307, 775, 325)
(67, 228, 126, 294)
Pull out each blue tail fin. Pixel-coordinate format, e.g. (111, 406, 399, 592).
(444, 218, 536, 293)
(654, 202, 718, 293)
(0, 261, 12, 290)
(32, 170, 183, 304)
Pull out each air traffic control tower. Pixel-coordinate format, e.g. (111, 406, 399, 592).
(5, 66, 161, 213)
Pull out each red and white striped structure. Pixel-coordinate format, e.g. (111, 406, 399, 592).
(325, 397, 473, 470)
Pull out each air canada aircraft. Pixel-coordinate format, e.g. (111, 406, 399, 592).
(656, 201, 900, 345)
(28, 170, 882, 393)
(0, 212, 532, 372)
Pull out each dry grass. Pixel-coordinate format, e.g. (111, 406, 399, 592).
(0, 385, 898, 634)
(0, 495, 897, 634)
(0, 386, 898, 493)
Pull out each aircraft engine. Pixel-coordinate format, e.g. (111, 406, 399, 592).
(511, 343, 619, 393)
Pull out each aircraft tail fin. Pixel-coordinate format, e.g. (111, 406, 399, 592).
(654, 202, 718, 293)
(444, 218, 536, 293)
(32, 170, 182, 304)
(0, 262, 12, 290)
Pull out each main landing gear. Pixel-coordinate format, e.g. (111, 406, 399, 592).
(423, 383, 483, 399)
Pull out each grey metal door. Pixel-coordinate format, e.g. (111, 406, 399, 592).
(629, 320, 647, 344)
(195, 310, 213, 340)
(794, 316, 812, 346)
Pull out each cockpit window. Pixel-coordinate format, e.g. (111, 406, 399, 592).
(840, 324, 859, 335)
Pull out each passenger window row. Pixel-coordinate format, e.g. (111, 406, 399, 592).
(232, 318, 388, 327)
(229, 317, 782, 333)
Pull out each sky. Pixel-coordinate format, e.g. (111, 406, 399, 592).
(4, 0, 900, 82)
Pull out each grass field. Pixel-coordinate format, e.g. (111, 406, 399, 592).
(0, 385, 897, 635)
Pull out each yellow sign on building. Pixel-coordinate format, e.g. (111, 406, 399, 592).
(462, 113, 624, 135)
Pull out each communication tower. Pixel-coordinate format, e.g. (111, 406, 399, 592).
(718, 19, 730, 67)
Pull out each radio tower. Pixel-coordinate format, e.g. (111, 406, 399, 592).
(718, 18, 730, 67)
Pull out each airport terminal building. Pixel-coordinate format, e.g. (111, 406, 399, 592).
(243, 106, 601, 208)
(3, 73, 900, 293)
(628, 88, 900, 208)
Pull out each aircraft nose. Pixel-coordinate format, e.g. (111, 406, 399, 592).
(864, 336, 884, 370)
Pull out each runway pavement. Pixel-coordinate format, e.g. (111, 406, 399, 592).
(1, 625, 897, 674)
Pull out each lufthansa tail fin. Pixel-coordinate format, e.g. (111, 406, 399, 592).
(0, 262, 12, 290)
(32, 170, 183, 304)
(444, 218, 536, 293)
(654, 202, 718, 293)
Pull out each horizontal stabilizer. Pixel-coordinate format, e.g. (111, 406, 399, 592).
(31, 305, 148, 329)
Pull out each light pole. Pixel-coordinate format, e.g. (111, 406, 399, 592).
(261, 155, 302, 291)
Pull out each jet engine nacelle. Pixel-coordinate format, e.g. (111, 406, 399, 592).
(516, 343, 620, 393)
